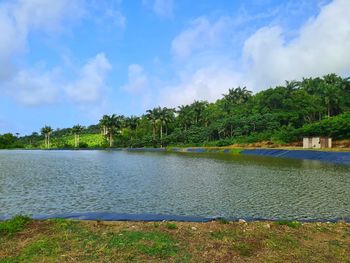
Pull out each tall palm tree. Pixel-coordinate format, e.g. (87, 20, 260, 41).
(105, 114, 123, 147)
(222, 87, 252, 114)
(177, 105, 192, 130)
(191, 100, 208, 125)
(125, 116, 139, 131)
(72, 125, 84, 148)
(41, 126, 53, 149)
(99, 115, 109, 137)
(146, 107, 160, 141)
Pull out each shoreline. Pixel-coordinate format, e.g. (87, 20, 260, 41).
(2, 147, 350, 165)
(2, 212, 350, 223)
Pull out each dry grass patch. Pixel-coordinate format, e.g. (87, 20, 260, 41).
(0, 218, 350, 262)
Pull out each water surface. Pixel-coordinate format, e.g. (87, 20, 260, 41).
(0, 150, 349, 220)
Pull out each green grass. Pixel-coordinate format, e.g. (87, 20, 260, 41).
(276, 220, 302, 228)
(0, 216, 31, 236)
(108, 230, 179, 258)
(233, 242, 254, 257)
(217, 218, 230, 224)
(166, 222, 178, 229)
(1, 217, 350, 262)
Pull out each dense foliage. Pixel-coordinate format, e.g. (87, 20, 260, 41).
(1, 74, 350, 149)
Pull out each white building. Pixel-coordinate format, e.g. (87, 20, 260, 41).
(303, 137, 332, 149)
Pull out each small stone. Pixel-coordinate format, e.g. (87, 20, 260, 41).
(264, 223, 271, 229)
(191, 226, 197, 230)
(238, 219, 247, 224)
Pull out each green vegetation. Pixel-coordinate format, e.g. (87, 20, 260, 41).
(1, 217, 350, 262)
(166, 222, 178, 229)
(277, 220, 302, 228)
(1, 74, 349, 149)
(0, 215, 30, 236)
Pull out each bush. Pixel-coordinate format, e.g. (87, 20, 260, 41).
(297, 112, 350, 139)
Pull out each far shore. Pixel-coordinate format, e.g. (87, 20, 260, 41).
(2, 146, 350, 166)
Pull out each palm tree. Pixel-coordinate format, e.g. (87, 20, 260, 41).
(177, 105, 193, 130)
(72, 125, 84, 148)
(221, 87, 252, 115)
(104, 114, 123, 147)
(164, 108, 175, 135)
(41, 126, 53, 149)
(99, 115, 109, 137)
(146, 107, 160, 141)
(125, 116, 139, 131)
(191, 100, 208, 125)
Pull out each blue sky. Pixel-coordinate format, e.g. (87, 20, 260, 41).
(1, 0, 349, 135)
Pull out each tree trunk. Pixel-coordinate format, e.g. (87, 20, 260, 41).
(327, 106, 331, 118)
(152, 125, 156, 140)
(109, 133, 113, 147)
(47, 134, 50, 149)
(160, 124, 163, 140)
(75, 134, 77, 148)
(160, 124, 163, 148)
(77, 135, 80, 148)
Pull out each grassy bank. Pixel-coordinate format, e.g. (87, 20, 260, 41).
(1, 217, 350, 262)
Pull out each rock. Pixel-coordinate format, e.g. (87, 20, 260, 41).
(264, 223, 271, 229)
(191, 226, 197, 231)
(238, 219, 247, 224)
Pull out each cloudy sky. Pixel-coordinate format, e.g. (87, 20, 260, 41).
(0, 0, 349, 134)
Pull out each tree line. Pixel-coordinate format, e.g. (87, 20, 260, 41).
(1, 73, 350, 149)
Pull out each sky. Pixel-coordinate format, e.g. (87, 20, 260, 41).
(1, 0, 350, 135)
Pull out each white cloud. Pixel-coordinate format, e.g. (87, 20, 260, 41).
(8, 67, 61, 106)
(161, 0, 350, 106)
(243, 0, 350, 89)
(12, 0, 84, 32)
(89, 0, 126, 30)
(122, 64, 149, 94)
(65, 53, 112, 103)
(143, 0, 174, 18)
(0, 0, 85, 102)
(161, 63, 243, 107)
(171, 16, 233, 59)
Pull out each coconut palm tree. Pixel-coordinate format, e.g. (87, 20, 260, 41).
(104, 114, 123, 147)
(125, 116, 139, 131)
(99, 115, 109, 137)
(72, 125, 85, 148)
(146, 107, 160, 141)
(164, 108, 175, 135)
(41, 126, 53, 149)
(191, 100, 208, 125)
(177, 105, 193, 130)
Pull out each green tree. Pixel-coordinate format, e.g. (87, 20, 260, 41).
(72, 125, 85, 148)
(146, 107, 160, 141)
(41, 126, 53, 149)
(104, 114, 123, 147)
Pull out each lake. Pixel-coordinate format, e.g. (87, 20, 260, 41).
(0, 150, 349, 220)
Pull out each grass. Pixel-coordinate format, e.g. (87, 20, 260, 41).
(166, 222, 178, 229)
(0, 218, 350, 262)
(277, 220, 302, 228)
(0, 216, 31, 236)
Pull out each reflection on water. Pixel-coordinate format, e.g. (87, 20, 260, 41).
(0, 150, 349, 220)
